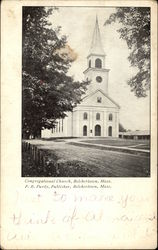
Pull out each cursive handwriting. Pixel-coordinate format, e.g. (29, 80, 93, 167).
(10, 206, 103, 230)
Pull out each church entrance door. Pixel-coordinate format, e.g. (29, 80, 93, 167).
(83, 125, 87, 136)
(108, 126, 112, 136)
(95, 125, 101, 136)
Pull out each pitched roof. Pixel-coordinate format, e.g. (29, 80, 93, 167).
(119, 130, 150, 136)
(82, 89, 120, 108)
(89, 16, 105, 55)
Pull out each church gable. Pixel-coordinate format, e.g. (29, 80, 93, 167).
(80, 89, 120, 108)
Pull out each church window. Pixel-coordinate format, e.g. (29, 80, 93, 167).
(83, 112, 88, 120)
(95, 58, 102, 68)
(96, 113, 100, 120)
(62, 119, 63, 132)
(109, 113, 113, 121)
(89, 60, 91, 68)
(97, 97, 102, 103)
(56, 123, 58, 132)
(59, 120, 60, 132)
(96, 76, 102, 83)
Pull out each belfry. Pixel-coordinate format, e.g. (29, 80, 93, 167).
(42, 17, 120, 138)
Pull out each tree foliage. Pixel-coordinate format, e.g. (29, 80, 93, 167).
(105, 7, 150, 97)
(119, 123, 126, 132)
(22, 7, 89, 138)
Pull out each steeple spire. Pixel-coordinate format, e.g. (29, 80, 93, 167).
(89, 16, 105, 55)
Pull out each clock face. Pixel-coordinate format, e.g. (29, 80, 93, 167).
(96, 76, 102, 83)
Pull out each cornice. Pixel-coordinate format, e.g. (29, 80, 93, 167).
(83, 67, 110, 74)
(87, 53, 106, 58)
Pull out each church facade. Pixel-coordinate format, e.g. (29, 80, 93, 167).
(42, 17, 120, 138)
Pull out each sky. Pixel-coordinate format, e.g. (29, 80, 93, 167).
(49, 7, 150, 131)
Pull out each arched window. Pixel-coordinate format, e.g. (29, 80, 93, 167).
(83, 125, 87, 136)
(59, 120, 60, 132)
(89, 60, 91, 68)
(109, 113, 113, 121)
(96, 113, 100, 120)
(95, 58, 102, 68)
(62, 119, 63, 132)
(83, 112, 88, 120)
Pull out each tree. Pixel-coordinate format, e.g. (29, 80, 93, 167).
(105, 7, 150, 97)
(22, 7, 89, 138)
(119, 123, 126, 132)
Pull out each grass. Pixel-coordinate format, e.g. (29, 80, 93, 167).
(133, 144, 150, 149)
(80, 139, 150, 150)
(22, 148, 94, 177)
(22, 139, 150, 177)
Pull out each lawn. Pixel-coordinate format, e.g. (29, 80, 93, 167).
(80, 139, 150, 150)
(22, 139, 150, 177)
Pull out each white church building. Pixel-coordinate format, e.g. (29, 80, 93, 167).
(42, 17, 120, 138)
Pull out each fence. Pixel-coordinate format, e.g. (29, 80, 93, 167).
(22, 141, 65, 177)
(22, 141, 48, 171)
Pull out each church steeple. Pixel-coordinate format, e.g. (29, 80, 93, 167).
(84, 16, 110, 95)
(89, 16, 105, 55)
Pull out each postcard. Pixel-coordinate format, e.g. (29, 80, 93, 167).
(1, 0, 157, 249)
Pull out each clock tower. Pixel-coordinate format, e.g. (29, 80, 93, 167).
(83, 16, 110, 94)
(42, 15, 120, 139)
